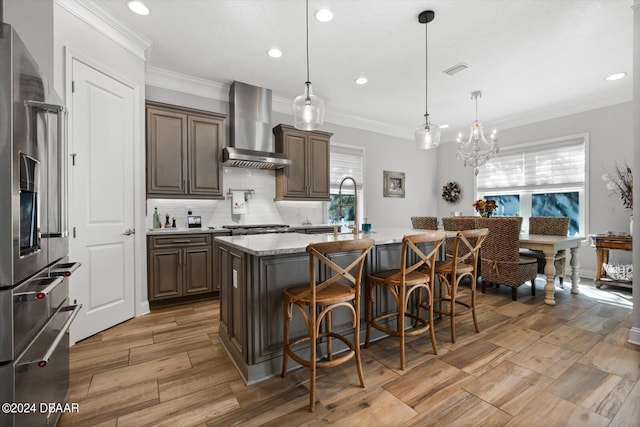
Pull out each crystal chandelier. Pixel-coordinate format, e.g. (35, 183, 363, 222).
(457, 91, 498, 175)
(293, 0, 324, 131)
(414, 10, 440, 149)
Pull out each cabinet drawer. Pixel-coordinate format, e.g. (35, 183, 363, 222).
(149, 234, 211, 248)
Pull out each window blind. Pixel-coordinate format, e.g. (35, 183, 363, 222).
(330, 144, 364, 192)
(476, 137, 585, 192)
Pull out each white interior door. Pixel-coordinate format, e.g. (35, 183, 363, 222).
(69, 59, 135, 343)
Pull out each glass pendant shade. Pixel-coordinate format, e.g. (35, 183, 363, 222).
(293, 81, 324, 131)
(415, 114, 441, 149)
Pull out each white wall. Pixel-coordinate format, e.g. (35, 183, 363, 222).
(436, 101, 634, 277)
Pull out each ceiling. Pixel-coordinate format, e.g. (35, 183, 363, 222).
(94, 0, 634, 142)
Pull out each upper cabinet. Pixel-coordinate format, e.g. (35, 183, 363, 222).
(146, 101, 226, 199)
(273, 124, 332, 201)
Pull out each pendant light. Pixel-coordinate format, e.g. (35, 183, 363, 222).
(456, 90, 499, 175)
(415, 10, 440, 149)
(293, 0, 324, 131)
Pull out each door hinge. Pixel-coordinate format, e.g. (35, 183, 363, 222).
(72, 81, 75, 93)
(73, 227, 76, 238)
(70, 153, 76, 166)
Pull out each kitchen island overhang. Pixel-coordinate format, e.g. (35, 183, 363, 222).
(213, 228, 437, 384)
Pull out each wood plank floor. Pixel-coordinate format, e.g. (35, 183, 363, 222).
(59, 279, 640, 426)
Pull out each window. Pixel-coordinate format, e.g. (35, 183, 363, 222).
(476, 134, 587, 235)
(328, 144, 365, 227)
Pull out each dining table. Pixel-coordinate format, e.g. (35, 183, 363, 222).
(519, 234, 585, 305)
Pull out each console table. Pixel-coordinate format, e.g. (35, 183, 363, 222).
(591, 234, 632, 289)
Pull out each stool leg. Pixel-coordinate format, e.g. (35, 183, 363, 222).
(354, 300, 366, 389)
(428, 287, 438, 355)
(309, 307, 317, 412)
(399, 285, 406, 370)
(471, 275, 480, 333)
(365, 281, 373, 348)
(450, 275, 456, 343)
(281, 300, 291, 378)
(326, 309, 332, 361)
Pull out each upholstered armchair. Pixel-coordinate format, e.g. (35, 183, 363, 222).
(477, 217, 538, 301)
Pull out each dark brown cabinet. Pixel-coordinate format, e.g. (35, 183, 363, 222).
(146, 102, 225, 199)
(273, 124, 332, 201)
(147, 234, 213, 302)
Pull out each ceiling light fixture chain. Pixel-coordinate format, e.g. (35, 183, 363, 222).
(456, 90, 499, 175)
(415, 10, 440, 150)
(293, 0, 325, 131)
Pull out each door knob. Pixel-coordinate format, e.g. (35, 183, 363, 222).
(123, 228, 135, 235)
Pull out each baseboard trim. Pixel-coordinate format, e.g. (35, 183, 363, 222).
(628, 327, 640, 346)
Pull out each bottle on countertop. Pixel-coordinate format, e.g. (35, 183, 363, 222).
(153, 207, 161, 228)
(172, 217, 177, 228)
(165, 214, 171, 228)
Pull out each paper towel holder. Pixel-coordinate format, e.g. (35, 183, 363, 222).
(227, 188, 255, 201)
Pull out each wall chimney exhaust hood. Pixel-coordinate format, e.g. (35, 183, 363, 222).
(223, 81, 291, 169)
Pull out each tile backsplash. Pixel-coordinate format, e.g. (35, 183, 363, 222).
(146, 167, 326, 229)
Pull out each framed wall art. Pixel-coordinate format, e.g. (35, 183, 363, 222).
(383, 170, 405, 198)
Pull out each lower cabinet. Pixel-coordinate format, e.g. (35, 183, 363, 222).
(147, 234, 213, 303)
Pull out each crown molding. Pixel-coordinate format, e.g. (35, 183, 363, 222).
(145, 65, 631, 144)
(145, 66, 414, 140)
(55, 0, 151, 60)
(484, 84, 633, 133)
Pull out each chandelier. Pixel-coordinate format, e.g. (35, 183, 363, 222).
(293, 0, 324, 130)
(457, 90, 498, 175)
(414, 10, 440, 149)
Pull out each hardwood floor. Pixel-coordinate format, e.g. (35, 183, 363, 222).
(59, 279, 640, 426)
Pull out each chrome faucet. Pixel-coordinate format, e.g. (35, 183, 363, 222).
(338, 177, 358, 236)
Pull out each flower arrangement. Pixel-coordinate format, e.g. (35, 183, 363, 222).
(473, 199, 498, 218)
(441, 182, 461, 203)
(602, 162, 632, 210)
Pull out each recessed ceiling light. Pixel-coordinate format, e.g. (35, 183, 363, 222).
(439, 124, 449, 129)
(605, 72, 627, 81)
(267, 48, 283, 58)
(354, 77, 368, 85)
(127, 0, 150, 15)
(315, 9, 333, 22)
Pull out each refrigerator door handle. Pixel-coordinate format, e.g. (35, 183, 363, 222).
(18, 304, 81, 368)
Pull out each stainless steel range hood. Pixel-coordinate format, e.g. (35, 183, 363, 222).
(223, 81, 291, 169)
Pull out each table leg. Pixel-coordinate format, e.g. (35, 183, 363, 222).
(570, 246, 581, 294)
(543, 251, 556, 305)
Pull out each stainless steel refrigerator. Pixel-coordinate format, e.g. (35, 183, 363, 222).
(0, 22, 81, 427)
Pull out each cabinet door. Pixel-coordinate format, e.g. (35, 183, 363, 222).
(148, 249, 183, 300)
(279, 132, 308, 199)
(188, 115, 224, 198)
(146, 107, 188, 195)
(308, 134, 330, 200)
(184, 246, 213, 295)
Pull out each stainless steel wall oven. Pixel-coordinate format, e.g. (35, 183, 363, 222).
(0, 23, 81, 427)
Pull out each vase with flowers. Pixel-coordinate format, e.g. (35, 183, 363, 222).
(473, 199, 498, 218)
(602, 162, 632, 234)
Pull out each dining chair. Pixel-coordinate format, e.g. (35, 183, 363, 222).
(522, 216, 570, 288)
(431, 228, 488, 343)
(365, 231, 446, 370)
(477, 217, 538, 301)
(281, 238, 374, 411)
(411, 216, 438, 230)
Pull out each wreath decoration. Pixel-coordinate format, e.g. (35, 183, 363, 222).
(442, 181, 461, 203)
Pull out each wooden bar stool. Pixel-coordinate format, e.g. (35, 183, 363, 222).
(364, 231, 445, 370)
(431, 228, 488, 343)
(281, 238, 374, 412)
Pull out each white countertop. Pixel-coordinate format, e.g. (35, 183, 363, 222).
(214, 227, 429, 256)
(146, 227, 230, 235)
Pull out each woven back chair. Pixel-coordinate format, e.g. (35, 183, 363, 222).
(442, 217, 479, 259)
(477, 217, 538, 301)
(526, 216, 570, 286)
(411, 216, 438, 230)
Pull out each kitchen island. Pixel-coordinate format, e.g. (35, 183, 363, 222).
(213, 228, 429, 384)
